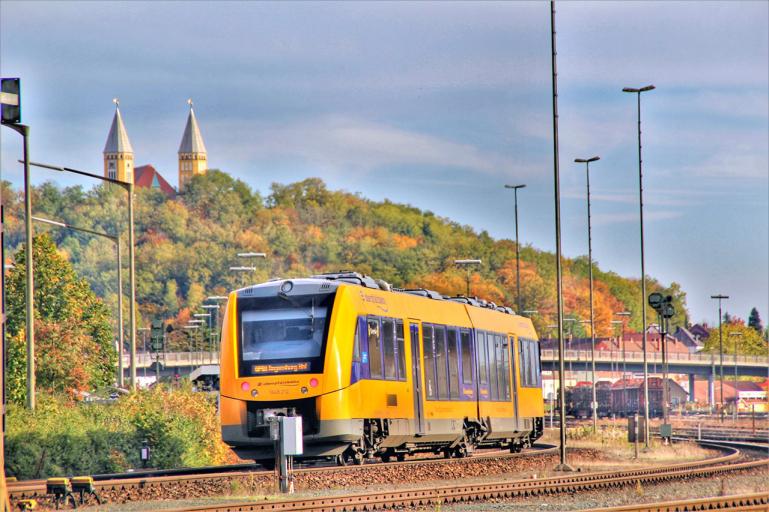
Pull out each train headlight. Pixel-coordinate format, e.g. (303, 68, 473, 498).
(251, 389, 259, 397)
(300, 387, 308, 394)
(309, 378, 319, 388)
(280, 281, 294, 293)
(241, 381, 250, 391)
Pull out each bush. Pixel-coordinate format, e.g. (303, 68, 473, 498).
(5, 385, 229, 480)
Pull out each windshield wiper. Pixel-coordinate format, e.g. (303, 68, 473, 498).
(277, 292, 317, 332)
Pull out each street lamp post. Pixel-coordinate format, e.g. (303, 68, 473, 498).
(454, 259, 482, 297)
(27, 161, 139, 390)
(711, 294, 729, 421)
(623, 84, 655, 448)
(206, 295, 228, 353)
(504, 184, 526, 313)
(575, 156, 600, 432)
(32, 216, 126, 387)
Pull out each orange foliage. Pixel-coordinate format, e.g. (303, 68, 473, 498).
(392, 234, 419, 250)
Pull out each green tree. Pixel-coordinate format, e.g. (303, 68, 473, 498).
(748, 307, 764, 334)
(5, 234, 116, 403)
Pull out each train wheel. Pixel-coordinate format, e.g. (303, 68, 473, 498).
(352, 451, 364, 465)
(396, 453, 406, 462)
(380, 453, 391, 463)
(335, 453, 347, 466)
(443, 449, 452, 459)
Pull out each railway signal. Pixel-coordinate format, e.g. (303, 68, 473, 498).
(648, 293, 675, 440)
(1, 78, 21, 124)
(150, 320, 164, 352)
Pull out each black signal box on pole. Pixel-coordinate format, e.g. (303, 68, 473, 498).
(1, 78, 21, 124)
(150, 320, 164, 352)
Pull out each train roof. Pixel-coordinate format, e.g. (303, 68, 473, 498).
(238, 271, 518, 316)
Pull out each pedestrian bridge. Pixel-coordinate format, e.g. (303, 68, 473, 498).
(123, 349, 769, 378)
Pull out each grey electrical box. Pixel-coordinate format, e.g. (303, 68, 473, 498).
(281, 416, 303, 455)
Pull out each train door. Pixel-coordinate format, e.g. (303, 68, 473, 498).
(508, 335, 519, 423)
(408, 322, 425, 434)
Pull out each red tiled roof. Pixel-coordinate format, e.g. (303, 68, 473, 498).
(135, 164, 176, 198)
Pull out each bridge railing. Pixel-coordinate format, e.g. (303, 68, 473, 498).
(123, 351, 220, 368)
(539, 349, 767, 366)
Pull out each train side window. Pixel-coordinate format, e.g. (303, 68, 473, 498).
(477, 331, 489, 388)
(382, 318, 397, 380)
(460, 330, 473, 385)
(353, 317, 361, 363)
(423, 324, 437, 399)
(447, 328, 460, 400)
(396, 321, 406, 381)
(519, 338, 542, 388)
(500, 335, 511, 400)
(368, 317, 383, 379)
(434, 325, 448, 400)
(487, 333, 498, 400)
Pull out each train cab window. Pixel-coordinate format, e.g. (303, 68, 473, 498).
(423, 324, 437, 399)
(382, 318, 397, 380)
(368, 318, 383, 379)
(396, 321, 406, 381)
(353, 319, 361, 363)
(460, 330, 473, 385)
(447, 329, 460, 400)
(487, 334, 498, 400)
(434, 325, 448, 400)
(476, 331, 489, 387)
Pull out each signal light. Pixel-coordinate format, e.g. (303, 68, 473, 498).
(241, 381, 250, 391)
(309, 378, 319, 388)
(1, 78, 21, 124)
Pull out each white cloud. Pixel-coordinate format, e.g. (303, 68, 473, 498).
(221, 116, 522, 176)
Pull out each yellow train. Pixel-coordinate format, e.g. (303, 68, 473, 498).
(219, 272, 544, 464)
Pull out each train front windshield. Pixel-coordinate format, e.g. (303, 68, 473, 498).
(237, 293, 334, 376)
(241, 308, 327, 361)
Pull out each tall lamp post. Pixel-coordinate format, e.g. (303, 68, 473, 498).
(454, 259, 482, 297)
(623, 84, 655, 448)
(194, 312, 212, 362)
(711, 294, 729, 421)
(206, 295, 228, 352)
(27, 160, 139, 390)
(504, 184, 526, 313)
(549, 1, 571, 472)
(575, 155, 600, 431)
(32, 216, 126, 387)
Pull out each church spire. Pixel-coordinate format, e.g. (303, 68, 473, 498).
(103, 98, 135, 183)
(178, 99, 208, 191)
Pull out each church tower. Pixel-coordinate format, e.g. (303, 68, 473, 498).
(103, 98, 134, 183)
(178, 99, 207, 191)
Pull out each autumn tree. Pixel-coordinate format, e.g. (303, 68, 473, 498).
(5, 234, 116, 403)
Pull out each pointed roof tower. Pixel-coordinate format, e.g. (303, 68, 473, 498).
(178, 100, 207, 155)
(103, 98, 134, 154)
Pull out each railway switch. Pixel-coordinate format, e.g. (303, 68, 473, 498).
(46, 477, 77, 509)
(71, 476, 102, 506)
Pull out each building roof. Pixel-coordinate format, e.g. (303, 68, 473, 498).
(178, 106, 207, 154)
(134, 165, 176, 198)
(103, 106, 133, 154)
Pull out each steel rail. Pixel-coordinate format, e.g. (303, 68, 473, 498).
(583, 491, 769, 512)
(161, 443, 766, 512)
(7, 445, 555, 499)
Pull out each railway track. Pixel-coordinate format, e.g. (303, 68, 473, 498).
(7, 444, 556, 502)
(584, 492, 769, 512)
(158, 441, 767, 512)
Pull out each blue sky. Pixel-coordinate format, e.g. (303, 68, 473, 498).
(1, 1, 767, 325)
